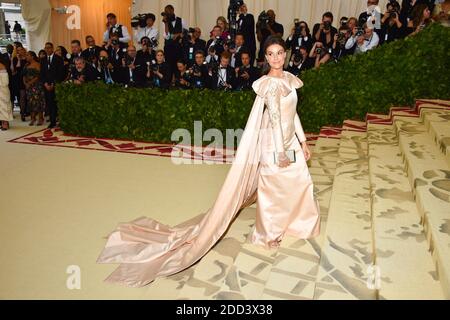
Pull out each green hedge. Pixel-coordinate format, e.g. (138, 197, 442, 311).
(57, 23, 450, 145)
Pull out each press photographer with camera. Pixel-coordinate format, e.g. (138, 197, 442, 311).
(69, 56, 100, 85)
(187, 50, 208, 89)
(206, 26, 226, 57)
(380, 0, 404, 43)
(345, 23, 379, 54)
(96, 49, 116, 84)
(256, 10, 284, 64)
(312, 12, 338, 48)
(208, 51, 235, 90)
(82, 36, 102, 64)
(358, 0, 383, 38)
(147, 49, 171, 89)
(134, 13, 159, 50)
(105, 34, 126, 69)
(182, 27, 206, 67)
(330, 25, 353, 60)
(309, 41, 332, 69)
(230, 32, 248, 68)
(234, 50, 259, 90)
(237, 3, 256, 66)
(119, 45, 147, 88)
(286, 45, 314, 76)
(136, 36, 157, 66)
(173, 59, 192, 90)
(103, 13, 131, 50)
(161, 5, 187, 81)
(286, 20, 313, 55)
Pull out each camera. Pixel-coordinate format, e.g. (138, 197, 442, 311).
(229, 0, 244, 12)
(337, 32, 347, 45)
(111, 39, 119, 46)
(141, 37, 158, 49)
(131, 14, 149, 29)
(355, 27, 364, 37)
(258, 11, 270, 30)
(161, 12, 175, 23)
(294, 19, 304, 37)
(323, 21, 332, 31)
(293, 48, 302, 63)
(99, 56, 109, 67)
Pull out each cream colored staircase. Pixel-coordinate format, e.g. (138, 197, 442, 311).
(150, 99, 450, 300)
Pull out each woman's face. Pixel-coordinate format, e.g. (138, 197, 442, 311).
(217, 19, 225, 31)
(156, 52, 164, 63)
(423, 7, 431, 19)
(55, 47, 62, 57)
(265, 44, 286, 70)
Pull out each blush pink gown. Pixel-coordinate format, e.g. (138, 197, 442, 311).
(97, 71, 320, 287)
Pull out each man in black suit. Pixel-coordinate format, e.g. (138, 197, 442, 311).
(82, 35, 103, 63)
(208, 51, 235, 90)
(183, 27, 206, 67)
(106, 35, 126, 69)
(40, 42, 66, 128)
(69, 57, 101, 84)
(230, 32, 248, 68)
(234, 51, 259, 90)
(237, 3, 256, 66)
(118, 45, 147, 87)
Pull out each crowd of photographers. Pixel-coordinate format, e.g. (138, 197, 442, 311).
(1, 0, 445, 129)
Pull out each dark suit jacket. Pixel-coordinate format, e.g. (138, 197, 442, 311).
(118, 59, 147, 87)
(208, 66, 236, 90)
(237, 13, 256, 51)
(82, 46, 103, 60)
(40, 54, 66, 85)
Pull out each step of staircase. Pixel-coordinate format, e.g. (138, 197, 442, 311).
(367, 123, 444, 299)
(313, 130, 377, 300)
(392, 108, 450, 299)
(420, 108, 450, 167)
(170, 207, 256, 300)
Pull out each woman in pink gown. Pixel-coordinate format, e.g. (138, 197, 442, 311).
(97, 36, 320, 287)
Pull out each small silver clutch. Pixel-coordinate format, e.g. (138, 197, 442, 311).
(273, 149, 296, 164)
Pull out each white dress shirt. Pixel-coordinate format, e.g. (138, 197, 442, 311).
(103, 24, 131, 45)
(161, 16, 188, 40)
(135, 26, 159, 45)
(345, 32, 379, 53)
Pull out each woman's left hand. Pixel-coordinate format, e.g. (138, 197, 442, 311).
(302, 142, 312, 161)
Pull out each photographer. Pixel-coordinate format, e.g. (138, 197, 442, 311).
(237, 3, 256, 66)
(309, 41, 332, 69)
(230, 32, 248, 68)
(187, 50, 208, 89)
(103, 13, 131, 50)
(312, 12, 338, 48)
(82, 36, 102, 64)
(173, 59, 192, 89)
(206, 26, 226, 57)
(119, 45, 147, 87)
(148, 50, 171, 89)
(105, 34, 126, 69)
(136, 36, 157, 66)
(161, 5, 186, 81)
(381, 1, 404, 43)
(345, 23, 379, 54)
(97, 49, 117, 84)
(69, 56, 100, 85)
(256, 10, 284, 63)
(134, 13, 159, 49)
(331, 25, 353, 60)
(208, 51, 235, 90)
(182, 27, 206, 67)
(287, 45, 314, 76)
(358, 0, 383, 38)
(286, 20, 313, 55)
(234, 51, 259, 90)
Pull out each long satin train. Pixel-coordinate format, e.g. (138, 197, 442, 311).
(97, 90, 269, 287)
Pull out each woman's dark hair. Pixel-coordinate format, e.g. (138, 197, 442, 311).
(411, 3, 432, 29)
(261, 35, 287, 75)
(38, 49, 47, 58)
(57, 46, 68, 60)
(28, 51, 39, 63)
(298, 20, 311, 35)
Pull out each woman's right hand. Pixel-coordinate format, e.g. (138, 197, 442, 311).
(277, 152, 290, 168)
